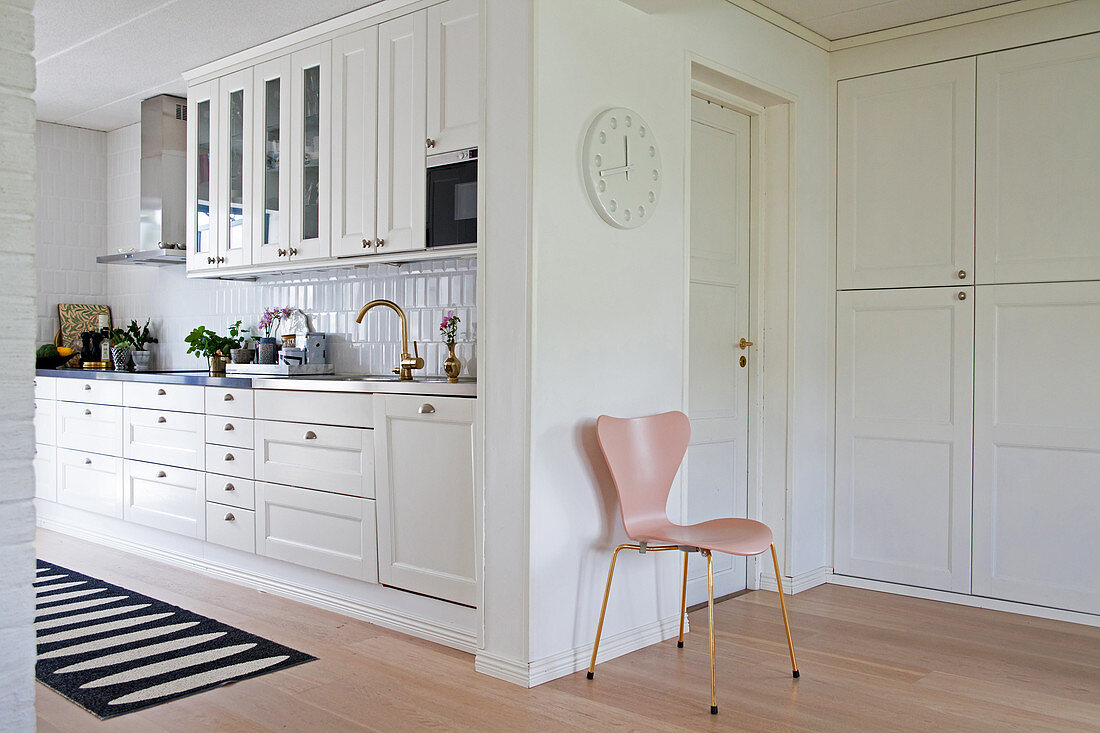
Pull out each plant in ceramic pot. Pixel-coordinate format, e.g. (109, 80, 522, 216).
(228, 320, 255, 364)
(185, 321, 243, 374)
(122, 319, 158, 371)
(439, 310, 462, 383)
(257, 307, 292, 364)
(108, 328, 133, 371)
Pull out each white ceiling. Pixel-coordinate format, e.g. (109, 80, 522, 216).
(34, 0, 379, 131)
(753, 0, 1018, 41)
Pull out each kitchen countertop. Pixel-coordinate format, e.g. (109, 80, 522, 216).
(37, 368, 477, 396)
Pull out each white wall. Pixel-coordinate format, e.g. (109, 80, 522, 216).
(1, 0, 39, 729)
(525, 0, 830, 675)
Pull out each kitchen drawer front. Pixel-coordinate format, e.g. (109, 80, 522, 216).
(205, 415, 254, 449)
(34, 376, 56, 400)
(205, 444, 254, 479)
(57, 402, 123, 456)
(206, 503, 256, 554)
(124, 408, 205, 470)
(123, 382, 204, 413)
(34, 444, 57, 502)
(123, 460, 205, 538)
(57, 378, 123, 406)
(34, 398, 56, 446)
(255, 390, 374, 428)
(205, 473, 255, 510)
(255, 420, 374, 498)
(56, 448, 123, 517)
(256, 482, 378, 582)
(205, 387, 254, 418)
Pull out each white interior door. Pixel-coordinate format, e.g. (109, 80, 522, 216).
(683, 96, 751, 605)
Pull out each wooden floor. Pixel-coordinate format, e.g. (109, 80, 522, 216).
(34, 529, 1100, 732)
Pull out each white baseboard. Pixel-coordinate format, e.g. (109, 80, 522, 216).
(527, 614, 684, 687)
(38, 515, 479, 653)
(827, 572, 1100, 628)
(474, 650, 532, 687)
(759, 565, 828, 594)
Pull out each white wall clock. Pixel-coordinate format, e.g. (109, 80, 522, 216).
(582, 107, 662, 229)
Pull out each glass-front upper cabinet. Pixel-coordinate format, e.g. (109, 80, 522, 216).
(290, 42, 331, 261)
(253, 57, 292, 265)
(218, 69, 253, 268)
(186, 80, 219, 272)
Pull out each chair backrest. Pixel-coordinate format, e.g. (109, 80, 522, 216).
(596, 411, 691, 540)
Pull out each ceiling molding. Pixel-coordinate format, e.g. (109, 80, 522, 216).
(724, 0, 1077, 52)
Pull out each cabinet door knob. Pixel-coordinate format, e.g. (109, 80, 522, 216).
(83, 384, 92, 390)
(426, 138, 436, 149)
(156, 471, 167, 478)
(224, 453, 235, 461)
(224, 512, 235, 521)
(289, 247, 298, 256)
(958, 291, 967, 301)
(217, 256, 226, 264)
(157, 416, 167, 423)
(223, 393, 234, 401)
(958, 269, 967, 280)
(83, 458, 92, 464)
(157, 388, 166, 395)
(418, 403, 436, 414)
(83, 409, 91, 415)
(362, 238, 370, 249)
(224, 423, 234, 431)
(277, 248, 287, 257)
(738, 338, 754, 350)
(304, 431, 317, 440)
(224, 483, 235, 491)
(375, 238, 385, 248)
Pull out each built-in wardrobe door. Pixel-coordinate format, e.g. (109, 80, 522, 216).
(289, 42, 332, 262)
(837, 59, 975, 290)
(217, 68, 253, 268)
(252, 57, 292, 266)
(426, 0, 479, 153)
(331, 27, 379, 258)
(377, 10, 427, 254)
(972, 282, 1100, 615)
(834, 287, 973, 593)
(976, 34, 1100, 284)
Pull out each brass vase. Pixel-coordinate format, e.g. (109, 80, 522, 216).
(443, 342, 461, 383)
(208, 354, 228, 375)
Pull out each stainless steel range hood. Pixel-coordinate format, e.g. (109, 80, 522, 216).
(98, 95, 187, 266)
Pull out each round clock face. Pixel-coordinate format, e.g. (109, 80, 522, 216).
(582, 107, 662, 229)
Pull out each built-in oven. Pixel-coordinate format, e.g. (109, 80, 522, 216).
(426, 147, 477, 248)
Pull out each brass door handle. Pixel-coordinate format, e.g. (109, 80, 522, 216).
(739, 338, 754, 349)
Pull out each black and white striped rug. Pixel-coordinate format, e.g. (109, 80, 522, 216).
(35, 559, 316, 719)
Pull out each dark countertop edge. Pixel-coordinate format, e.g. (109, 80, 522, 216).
(36, 368, 254, 388)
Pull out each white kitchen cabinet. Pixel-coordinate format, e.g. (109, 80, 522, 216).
(254, 420, 374, 498)
(834, 287, 974, 593)
(123, 460, 206, 538)
(34, 444, 57, 502)
(123, 381, 205, 413)
(186, 79, 220, 273)
(206, 444, 254, 480)
(973, 282, 1100, 615)
(331, 27, 380, 258)
(837, 59, 975, 290)
(289, 42, 332, 263)
(376, 11, 427, 255)
(373, 394, 476, 605)
(124, 407, 205, 470)
(218, 68, 254, 268)
(206, 503, 256, 554)
(254, 389, 373, 428)
(205, 414, 254, 449)
(57, 402, 123, 457)
(252, 56, 292, 266)
(427, 0, 479, 154)
(206, 473, 255, 511)
(34, 376, 56, 400)
(56, 378, 123, 406)
(256, 482, 378, 582)
(205, 386, 254, 418)
(34, 397, 55, 446)
(57, 448, 123, 518)
(975, 34, 1100, 284)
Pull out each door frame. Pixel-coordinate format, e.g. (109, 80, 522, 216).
(683, 55, 797, 591)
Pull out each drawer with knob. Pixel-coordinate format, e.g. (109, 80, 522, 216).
(205, 445, 255, 479)
(33, 376, 56, 401)
(205, 473, 255, 510)
(254, 420, 374, 498)
(56, 448, 123, 517)
(205, 415, 255, 449)
(123, 460, 205, 538)
(34, 398, 56, 446)
(56, 378, 123, 406)
(206, 502, 256, 554)
(124, 407, 205, 470)
(205, 387, 254, 418)
(123, 382, 204, 413)
(57, 402, 123, 456)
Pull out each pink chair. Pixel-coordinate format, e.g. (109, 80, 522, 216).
(588, 411, 798, 715)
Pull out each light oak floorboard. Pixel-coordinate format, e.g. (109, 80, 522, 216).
(34, 529, 1100, 731)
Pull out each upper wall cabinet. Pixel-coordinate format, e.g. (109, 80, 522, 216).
(290, 43, 332, 263)
(427, 0, 479, 153)
(837, 59, 975, 290)
(332, 28, 380, 258)
(253, 57, 292, 266)
(975, 34, 1100, 285)
(219, 69, 254, 269)
(186, 81, 220, 274)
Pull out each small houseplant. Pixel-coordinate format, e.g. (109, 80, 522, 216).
(228, 320, 255, 364)
(123, 319, 158, 371)
(439, 310, 462, 383)
(108, 328, 133, 371)
(257, 307, 292, 364)
(185, 320, 244, 374)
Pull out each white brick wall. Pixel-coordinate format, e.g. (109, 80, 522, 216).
(0, 0, 38, 729)
(35, 120, 108, 344)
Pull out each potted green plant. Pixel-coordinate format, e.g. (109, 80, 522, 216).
(228, 321, 255, 364)
(109, 327, 133, 371)
(185, 320, 244, 374)
(123, 319, 158, 371)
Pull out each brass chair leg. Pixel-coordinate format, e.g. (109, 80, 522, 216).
(705, 549, 717, 715)
(587, 544, 631, 680)
(677, 550, 688, 648)
(770, 544, 799, 678)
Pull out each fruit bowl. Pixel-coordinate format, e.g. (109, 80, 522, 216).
(36, 353, 77, 369)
